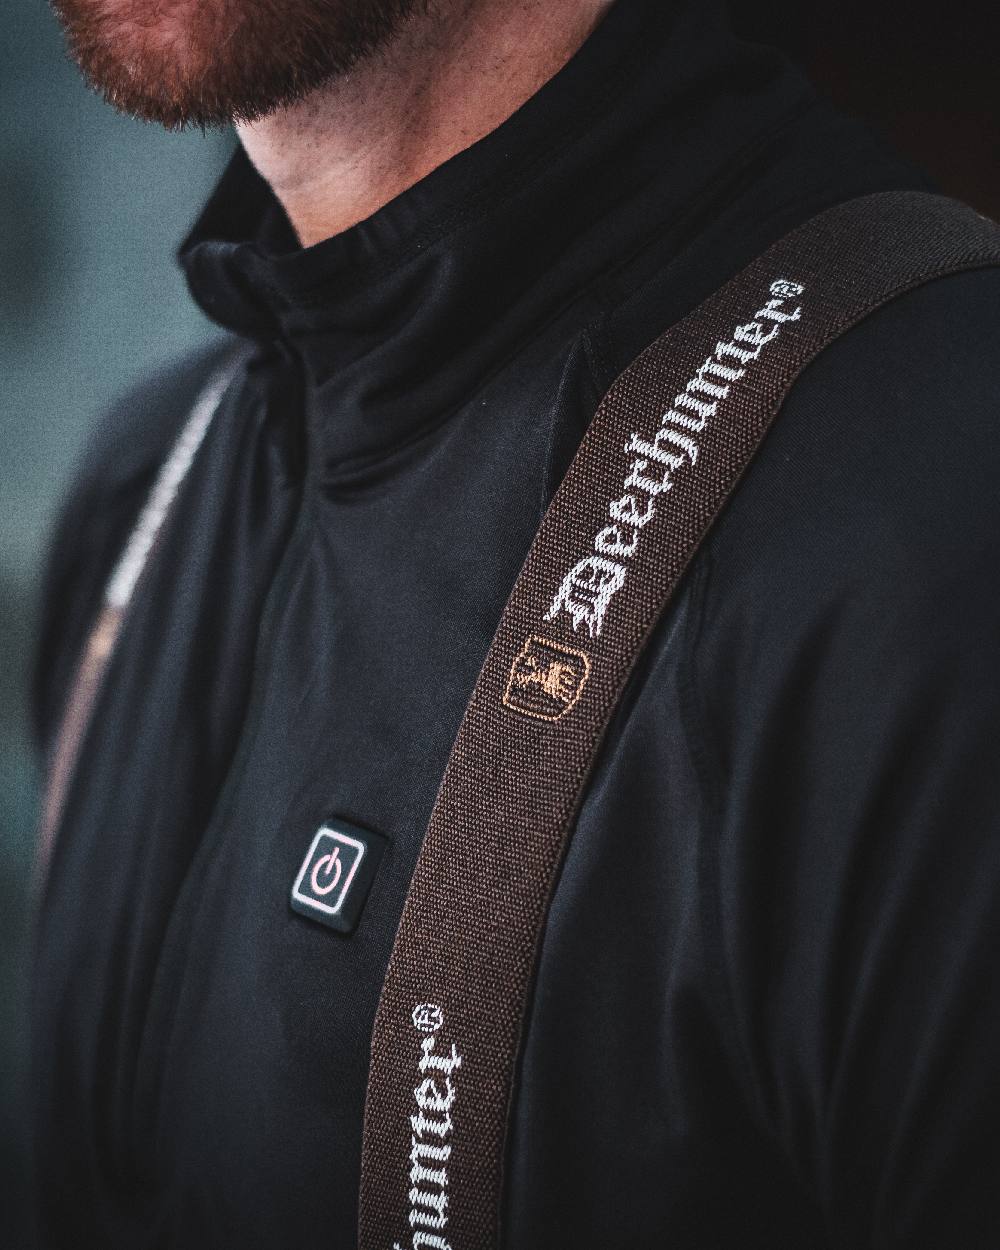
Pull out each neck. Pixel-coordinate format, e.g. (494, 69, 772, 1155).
(236, 0, 615, 247)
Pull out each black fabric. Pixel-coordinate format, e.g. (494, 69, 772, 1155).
(359, 191, 1000, 1250)
(31, 1, 1000, 1247)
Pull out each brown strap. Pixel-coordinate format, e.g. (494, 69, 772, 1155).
(358, 192, 1000, 1250)
(34, 358, 240, 891)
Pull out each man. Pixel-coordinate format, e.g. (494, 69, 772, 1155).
(32, 0, 1000, 1246)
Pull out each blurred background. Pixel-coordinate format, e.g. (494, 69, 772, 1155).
(1, 0, 997, 1244)
(1, 2, 231, 1243)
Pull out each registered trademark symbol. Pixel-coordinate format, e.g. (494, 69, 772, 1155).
(770, 278, 804, 299)
(412, 1003, 444, 1033)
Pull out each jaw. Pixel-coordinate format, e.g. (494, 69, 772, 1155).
(50, 0, 424, 130)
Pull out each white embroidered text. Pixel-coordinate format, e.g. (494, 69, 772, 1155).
(393, 1005, 464, 1250)
(545, 278, 805, 637)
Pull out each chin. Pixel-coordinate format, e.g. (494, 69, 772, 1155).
(50, 0, 424, 129)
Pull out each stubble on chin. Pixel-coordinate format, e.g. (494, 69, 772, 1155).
(50, 0, 427, 129)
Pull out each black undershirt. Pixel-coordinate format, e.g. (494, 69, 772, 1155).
(32, 0, 1000, 1246)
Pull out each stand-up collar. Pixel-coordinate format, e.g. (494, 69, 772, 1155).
(180, 0, 813, 471)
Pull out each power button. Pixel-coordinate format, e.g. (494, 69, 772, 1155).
(290, 820, 386, 934)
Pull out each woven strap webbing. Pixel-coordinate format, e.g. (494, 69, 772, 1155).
(358, 192, 1000, 1250)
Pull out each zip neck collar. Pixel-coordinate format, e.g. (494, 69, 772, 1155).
(179, 0, 812, 472)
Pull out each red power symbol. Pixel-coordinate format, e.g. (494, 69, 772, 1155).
(310, 847, 342, 896)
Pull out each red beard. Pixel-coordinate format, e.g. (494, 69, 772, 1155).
(50, 0, 425, 129)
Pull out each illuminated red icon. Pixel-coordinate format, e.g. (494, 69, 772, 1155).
(290, 820, 387, 934)
(310, 847, 342, 895)
(291, 828, 365, 920)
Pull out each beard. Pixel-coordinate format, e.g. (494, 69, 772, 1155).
(50, 0, 429, 129)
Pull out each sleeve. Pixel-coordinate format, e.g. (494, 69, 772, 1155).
(693, 267, 1000, 1248)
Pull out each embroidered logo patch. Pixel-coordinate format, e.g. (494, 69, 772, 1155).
(503, 635, 591, 721)
(290, 820, 386, 934)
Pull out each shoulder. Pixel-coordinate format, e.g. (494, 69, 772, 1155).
(33, 338, 241, 753)
(68, 337, 241, 516)
(718, 262, 1000, 608)
(685, 266, 1000, 1240)
(695, 260, 1000, 765)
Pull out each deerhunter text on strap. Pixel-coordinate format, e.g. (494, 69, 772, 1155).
(357, 192, 1000, 1250)
(34, 192, 1000, 1250)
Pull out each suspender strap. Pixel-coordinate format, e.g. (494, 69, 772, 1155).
(35, 357, 240, 890)
(358, 192, 1000, 1250)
